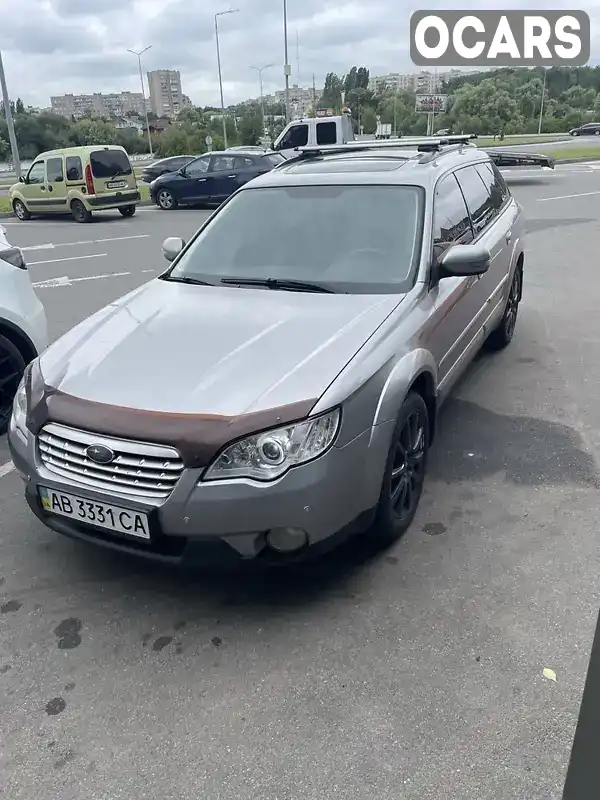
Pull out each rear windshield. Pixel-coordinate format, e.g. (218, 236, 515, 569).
(167, 184, 424, 294)
(90, 150, 132, 178)
(262, 153, 285, 166)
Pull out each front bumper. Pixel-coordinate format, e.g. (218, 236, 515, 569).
(8, 419, 393, 566)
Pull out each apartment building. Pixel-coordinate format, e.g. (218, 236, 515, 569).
(274, 84, 322, 119)
(369, 70, 468, 94)
(50, 91, 146, 118)
(147, 70, 185, 118)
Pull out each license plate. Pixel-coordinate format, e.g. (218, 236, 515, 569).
(39, 487, 150, 539)
(106, 180, 126, 189)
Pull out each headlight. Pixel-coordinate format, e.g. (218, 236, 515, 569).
(12, 375, 28, 435)
(203, 408, 341, 482)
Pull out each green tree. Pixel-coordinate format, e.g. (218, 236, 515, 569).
(321, 72, 343, 110)
(238, 112, 263, 145)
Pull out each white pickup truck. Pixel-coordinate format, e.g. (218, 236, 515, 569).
(272, 114, 355, 160)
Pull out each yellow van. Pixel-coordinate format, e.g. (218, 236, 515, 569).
(10, 145, 140, 223)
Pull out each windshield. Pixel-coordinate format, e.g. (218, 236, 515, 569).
(90, 149, 133, 178)
(166, 184, 424, 294)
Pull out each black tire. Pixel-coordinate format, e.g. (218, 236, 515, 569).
(119, 205, 136, 218)
(157, 189, 178, 211)
(13, 199, 31, 221)
(0, 333, 26, 435)
(369, 391, 429, 546)
(71, 199, 92, 223)
(487, 265, 522, 351)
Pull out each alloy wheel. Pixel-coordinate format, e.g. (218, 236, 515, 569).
(158, 191, 174, 210)
(504, 269, 521, 341)
(389, 409, 426, 520)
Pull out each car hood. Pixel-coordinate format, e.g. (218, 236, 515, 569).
(39, 279, 402, 416)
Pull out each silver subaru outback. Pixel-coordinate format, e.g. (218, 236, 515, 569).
(8, 136, 531, 565)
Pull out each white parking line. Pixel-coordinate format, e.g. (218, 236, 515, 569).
(22, 234, 149, 251)
(33, 271, 130, 288)
(537, 190, 600, 202)
(28, 253, 107, 266)
(0, 461, 14, 479)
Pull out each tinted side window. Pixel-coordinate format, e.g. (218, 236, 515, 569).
(432, 173, 473, 263)
(234, 156, 255, 169)
(26, 162, 46, 185)
(279, 124, 308, 149)
(185, 157, 210, 177)
(455, 165, 497, 236)
(66, 156, 83, 181)
(316, 121, 337, 145)
(211, 156, 235, 172)
(476, 162, 508, 212)
(47, 157, 64, 182)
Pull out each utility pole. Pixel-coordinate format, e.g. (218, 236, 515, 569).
(0, 49, 21, 179)
(312, 74, 317, 113)
(538, 68, 547, 135)
(283, 0, 290, 122)
(251, 64, 273, 138)
(215, 9, 240, 148)
(127, 46, 153, 158)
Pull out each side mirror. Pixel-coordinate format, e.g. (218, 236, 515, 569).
(162, 237, 185, 262)
(271, 141, 277, 150)
(438, 243, 491, 278)
(19, 175, 25, 183)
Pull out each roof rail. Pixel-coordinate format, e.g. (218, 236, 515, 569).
(272, 134, 478, 169)
(293, 134, 477, 156)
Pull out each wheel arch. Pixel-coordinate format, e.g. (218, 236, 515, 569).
(0, 317, 38, 365)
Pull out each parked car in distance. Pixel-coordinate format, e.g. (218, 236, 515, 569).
(0, 225, 47, 433)
(9, 135, 529, 567)
(150, 149, 286, 210)
(140, 155, 196, 183)
(9, 145, 140, 223)
(569, 122, 600, 136)
(226, 146, 269, 152)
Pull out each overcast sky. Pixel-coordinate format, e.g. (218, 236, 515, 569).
(1, 0, 598, 108)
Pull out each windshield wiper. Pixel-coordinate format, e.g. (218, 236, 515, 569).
(162, 275, 213, 286)
(110, 170, 131, 180)
(220, 277, 333, 293)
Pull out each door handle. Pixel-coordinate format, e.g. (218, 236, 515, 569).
(40, 186, 46, 192)
(505, 230, 512, 244)
(227, 174, 236, 178)
(47, 185, 53, 192)
(197, 178, 206, 182)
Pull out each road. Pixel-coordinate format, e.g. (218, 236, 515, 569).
(1, 169, 600, 800)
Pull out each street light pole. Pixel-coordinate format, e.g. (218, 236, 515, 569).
(215, 9, 239, 149)
(250, 64, 274, 136)
(127, 46, 153, 158)
(538, 68, 547, 135)
(283, 0, 291, 123)
(0, 49, 21, 179)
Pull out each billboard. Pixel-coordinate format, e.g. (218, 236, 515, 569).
(415, 94, 448, 113)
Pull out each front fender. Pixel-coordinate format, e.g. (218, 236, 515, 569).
(371, 348, 437, 428)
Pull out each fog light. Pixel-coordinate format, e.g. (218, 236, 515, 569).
(266, 527, 308, 553)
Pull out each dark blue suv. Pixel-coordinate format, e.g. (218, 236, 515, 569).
(150, 150, 285, 210)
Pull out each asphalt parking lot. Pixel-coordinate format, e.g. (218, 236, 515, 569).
(1, 167, 600, 800)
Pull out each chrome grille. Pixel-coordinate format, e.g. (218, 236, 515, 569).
(38, 423, 184, 502)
